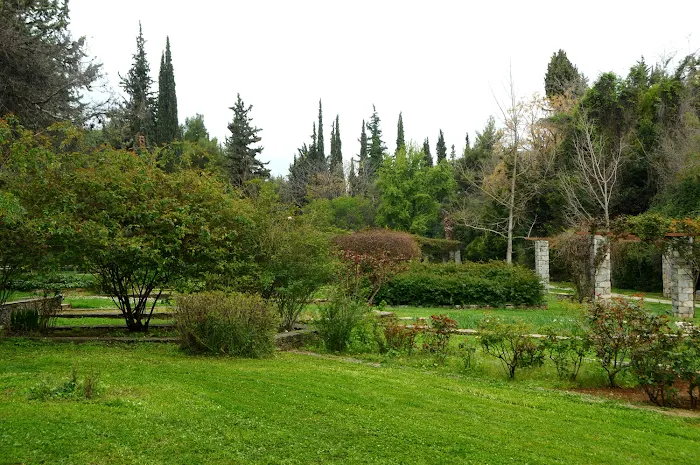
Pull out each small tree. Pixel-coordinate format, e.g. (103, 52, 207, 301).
(478, 318, 543, 379)
(333, 229, 420, 305)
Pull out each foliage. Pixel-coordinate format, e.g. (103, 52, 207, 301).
(223, 93, 270, 187)
(675, 327, 700, 409)
(333, 229, 420, 304)
(317, 291, 370, 353)
(8, 296, 60, 334)
(155, 37, 180, 145)
(611, 242, 662, 292)
(374, 262, 544, 307)
(585, 298, 648, 387)
(367, 105, 386, 176)
(478, 318, 544, 379)
(539, 324, 590, 380)
(380, 316, 422, 355)
(12, 272, 96, 292)
(436, 129, 447, 163)
(304, 196, 376, 232)
(414, 236, 461, 262)
(544, 49, 586, 98)
(0, 0, 103, 128)
(175, 292, 278, 357)
(120, 23, 156, 147)
(422, 314, 457, 364)
(628, 312, 681, 406)
(376, 144, 456, 236)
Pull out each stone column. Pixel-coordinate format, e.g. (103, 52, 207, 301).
(593, 235, 611, 300)
(454, 249, 462, 265)
(662, 253, 672, 298)
(534, 240, 550, 292)
(449, 251, 455, 262)
(669, 242, 695, 318)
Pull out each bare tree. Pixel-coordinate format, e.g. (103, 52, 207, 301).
(560, 112, 624, 229)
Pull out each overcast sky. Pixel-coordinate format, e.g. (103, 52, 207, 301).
(69, 0, 699, 176)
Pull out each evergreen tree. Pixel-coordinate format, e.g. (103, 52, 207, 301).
(329, 114, 343, 178)
(463, 133, 471, 157)
(348, 158, 358, 196)
(358, 120, 369, 179)
(120, 22, 156, 147)
(155, 37, 179, 145)
(317, 99, 325, 162)
(367, 105, 386, 175)
(423, 137, 433, 166)
(450, 144, 456, 162)
(224, 93, 269, 187)
(396, 112, 405, 154)
(544, 49, 586, 98)
(436, 129, 447, 163)
(182, 114, 209, 142)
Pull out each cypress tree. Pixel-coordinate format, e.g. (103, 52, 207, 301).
(348, 158, 357, 196)
(120, 22, 156, 147)
(224, 93, 270, 187)
(358, 120, 368, 179)
(423, 137, 433, 167)
(155, 36, 179, 145)
(367, 105, 386, 175)
(329, 114, 343, 178)
(317, 99, 325, 162)
(436, 129, 447, 163)
(396, 112, 405, 154)
(544, 49, 586, 98)
(450, 144, 456, 162)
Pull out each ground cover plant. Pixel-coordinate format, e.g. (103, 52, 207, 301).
(1, 341, 700, 464)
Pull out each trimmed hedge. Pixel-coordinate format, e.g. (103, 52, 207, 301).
(374, 262, 544, 307)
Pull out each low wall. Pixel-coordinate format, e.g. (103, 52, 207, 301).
(0, 296, 63, 329)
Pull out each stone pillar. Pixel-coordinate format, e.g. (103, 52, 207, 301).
(669, 242, 695, 318)
(662, 253, 672, 298)
(449, 251, 455, 262)
(534, 240, 550, 292)
(593, 235, 611, 300)
(454, 249, 462, 265)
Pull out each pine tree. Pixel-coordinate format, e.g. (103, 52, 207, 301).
(329, 114, 343, 178)
(436, 129, 447, 163)
(120, 22, 156, 147)
(155, 36, 179, 145)
(423, 137, 433, 167)
(396, 112, 405, 154)
(224, 93, 269, 187)
(358, 120, 369, 179)
(544, 49, 586, 98)
(316, 99, 325, 163)
(367, 105, 386, 175)
(450, 144, 456, 162)
(348, 158, 358, 196)
(463, 133, 471, 158)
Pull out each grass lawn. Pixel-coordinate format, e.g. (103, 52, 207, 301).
(1, 341, 699, 464)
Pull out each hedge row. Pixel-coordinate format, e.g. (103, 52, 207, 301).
(12, 272, 97, 291)
(374, 262, 544, 307)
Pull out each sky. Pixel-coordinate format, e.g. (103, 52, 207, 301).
(69, 0, 700, 176)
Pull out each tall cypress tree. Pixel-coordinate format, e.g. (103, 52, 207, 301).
(357, 120, 369, 191)
(348, 158, 357, 196)
(155, 36, 179, 145)
(395, 112, 405, 154)
(120, 22, 155, 147)
(329, 114, 343, 178)
(367, 105, 385, 175)
(450, 144, 456, 162)
(317, 99, 325, 163)
(423, 137, 433, 167)
(436, 129, 447, 163)
(224, 93, 269, 187)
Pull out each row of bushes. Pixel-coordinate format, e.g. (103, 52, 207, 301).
(374, 262, 544, 307)
(11, 272, 96, 292)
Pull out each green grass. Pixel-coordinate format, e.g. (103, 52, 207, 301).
(1, 341, 699, 464)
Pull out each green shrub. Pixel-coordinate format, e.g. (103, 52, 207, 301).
(374, 262, 543, 307)
(175, 292, 279, 357)
(479, 318, 543, 379)
(12, 272, 96, 292)
(317, 293, 369, 353)
(611, 242, 663, 292)
(381, 317, 423, 355)
(675, 327, 700, 409)
(8, 296, 60, 334)
(539, 324, 590, 381)
(422, 314, 458, 364)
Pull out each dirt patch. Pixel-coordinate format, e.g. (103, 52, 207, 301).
(570, 383, 700, 417)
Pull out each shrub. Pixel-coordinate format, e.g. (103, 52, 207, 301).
(479, 319, 543, 379)
(374, 262, 544, 307)
(8, 295, 60, 334)
(675, 327, 700, 409)
(539, 324, 590, 381)
(175, 292, 279, 357)
(317, 293, 369, 353)
(381, 317, 423, 355)
(12, 272, 97, 292)
(585, 298, 647, 387)
(333, 229, 421, 304)
(422, 314, 457, 364)
(628, 312, 681, 406)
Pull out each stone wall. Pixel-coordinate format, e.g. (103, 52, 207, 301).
(0, 296, 63, 329)
(593, 235, 611, 300)
(534, 240, 550, 292)
(668, 246, 695, 318)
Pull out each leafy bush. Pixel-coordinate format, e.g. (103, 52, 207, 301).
(586, 299, 647, 387)
(539, 324, 590, 381)
(317, 293, 369, 353)
(175, 292, 279, 357)
(422, 314, 458, 364)
(611, 242, 662, 292)
(374, 262, 543, 307)
(675, 327, 700, 409)
(333, 229, 421, 304)
(12, 272, 97, 292)
(478, 319, 543, 379)
(381, 317, 423, 355)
